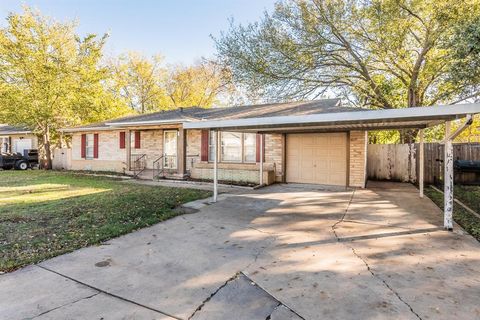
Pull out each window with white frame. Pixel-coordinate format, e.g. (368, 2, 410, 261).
(208, 131, 216, 161)
(209, 131, 256, 163)
(86, 133, 94, 159)
(243, 133, 256, 162)
(1, 137, 9, 153)
(221, 132, 242, 162)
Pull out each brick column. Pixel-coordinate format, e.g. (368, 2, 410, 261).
(349, 130, 367, 188)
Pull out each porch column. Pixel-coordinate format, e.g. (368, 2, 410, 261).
(419, 129, 424, 198)
(126, 129, 131, 170)
(213, 130, 218, 202)
(177, 128, 186, 176)
(444, 122, 454, 230)
(259, 133, 264, 186)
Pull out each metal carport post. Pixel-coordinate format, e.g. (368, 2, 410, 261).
(212, 130, 218, 203)
(443, 115, 473, 230)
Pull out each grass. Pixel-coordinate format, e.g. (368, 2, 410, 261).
(0, 170, 211, 272)
(425, 185, 480, 241)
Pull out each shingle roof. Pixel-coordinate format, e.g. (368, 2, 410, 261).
(0, 124, 32, 135)
(63, 99, 364, 131)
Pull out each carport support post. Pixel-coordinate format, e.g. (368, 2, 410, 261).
(444, 122, 454, 230)
(259, 133, 264, 186)
(419, 129, 424, 198)
(213, 130, 218, 203)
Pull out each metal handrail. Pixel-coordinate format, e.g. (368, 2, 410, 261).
(152, 155, 165, 180)
(130, 154, 147, 178)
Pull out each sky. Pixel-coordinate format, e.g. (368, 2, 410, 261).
(0, 0, 276, 65)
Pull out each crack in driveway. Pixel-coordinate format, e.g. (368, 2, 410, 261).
(331, 189, 423, 320)
(37, 265, 181, 320)
(188, 271, 305, 320)
(28, 292, 100, 319)
(187, 273, 240, 319)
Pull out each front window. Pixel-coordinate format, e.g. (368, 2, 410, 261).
(208, 132, 216, 161)
(86, 134, 94, 159)
(1, 137, 8, 153)
(243, 133, 256, 162)
(209, 131, 257, 163)
(221, 132, 242, 162)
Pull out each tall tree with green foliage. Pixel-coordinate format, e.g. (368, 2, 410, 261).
(0, 7, 130, 168)
(110, 52, 170, 113)
(215, 0, 480, 143)
(165, 60, 233, 108)
(110, 54, 233, 112)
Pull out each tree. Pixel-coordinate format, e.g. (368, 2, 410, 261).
(215, 0, 480, 142)
(0, 7, 130, 168)
(166, 60, 233, 108)
(111, 55, 233, 111)
(110, 52, 170, 113)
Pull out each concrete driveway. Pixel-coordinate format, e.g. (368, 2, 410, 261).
(2, 181, 480, 320)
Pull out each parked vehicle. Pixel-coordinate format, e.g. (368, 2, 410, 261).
(0, 149, 38, 170)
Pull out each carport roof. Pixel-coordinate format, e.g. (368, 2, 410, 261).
(183, 103, 480, 132)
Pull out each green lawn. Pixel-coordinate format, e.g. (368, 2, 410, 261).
(0, 171, 211, 272)
(425, 185, 480, 241)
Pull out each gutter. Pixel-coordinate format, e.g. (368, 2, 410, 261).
(60, 127, 116, 133)
(0, 131, 32, 135)
(105, 119, 188, 126)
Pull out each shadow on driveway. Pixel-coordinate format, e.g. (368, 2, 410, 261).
(1, 181, 479, 319)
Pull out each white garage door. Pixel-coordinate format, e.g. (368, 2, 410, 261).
(13, 139, 32, 155)
(286, 133, 347, 186)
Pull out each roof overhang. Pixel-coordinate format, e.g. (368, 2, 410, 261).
(105, 119, 187, 127)
(183, 103, 480, 132)
(0, 130, 32, 135)
(60, 127, 117, 133)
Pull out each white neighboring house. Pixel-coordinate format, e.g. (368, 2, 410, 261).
(0, 124, 38, 155)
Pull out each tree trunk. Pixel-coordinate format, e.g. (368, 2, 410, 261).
(42, 126, 52, 170)
(399, 128, 419, 144)
(401, 89, 420, 144)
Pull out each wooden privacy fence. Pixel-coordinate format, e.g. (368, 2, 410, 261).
(367, 143, 480, 185)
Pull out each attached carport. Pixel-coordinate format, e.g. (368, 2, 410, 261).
(184, 103, 480, 230)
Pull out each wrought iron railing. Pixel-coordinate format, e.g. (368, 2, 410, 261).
(130, 154, 147, 178)
(152, 155, 165, 180)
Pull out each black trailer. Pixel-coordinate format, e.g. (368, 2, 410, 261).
(0, 149, 38, 170)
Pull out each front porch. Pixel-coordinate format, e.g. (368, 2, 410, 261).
(124, 126, 187, 179)
(125, 127, 278, 185)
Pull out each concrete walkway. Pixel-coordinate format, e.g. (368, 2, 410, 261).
(2, 182, 480, 319)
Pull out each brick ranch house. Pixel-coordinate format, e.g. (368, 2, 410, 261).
(62, 100, 479, 229)
(61, 99, 478, 196)
(62, 100, 369, 187)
